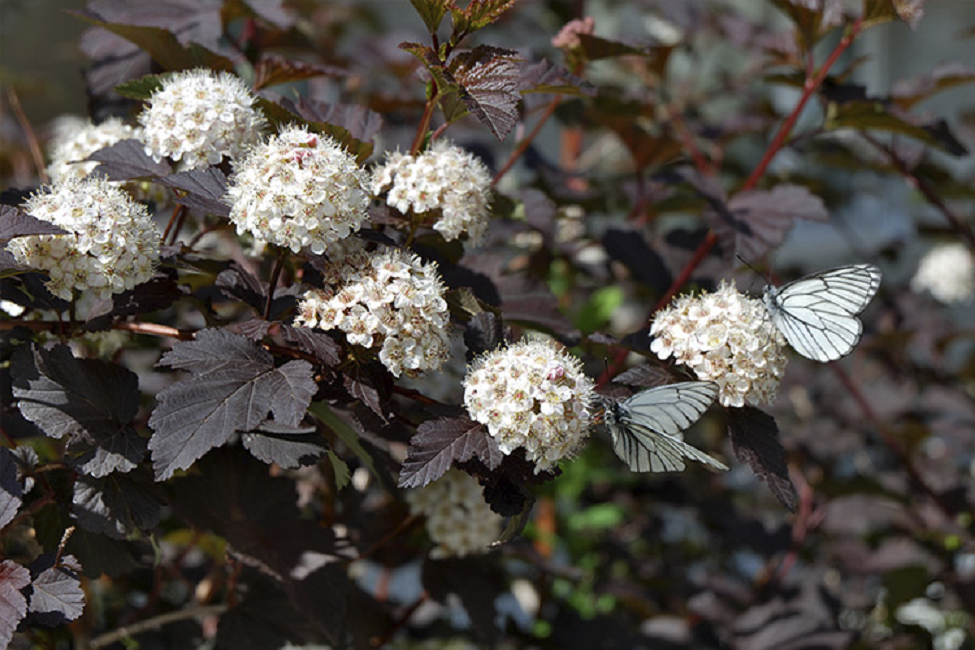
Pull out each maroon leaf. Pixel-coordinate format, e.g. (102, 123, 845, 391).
(72, 471, 165, 538)
(148, 329, 316, 480)
(423, 557, 503, 643)
(29, 556, 85, 624)
(0, 560, 30, 648)
(344, 374, 387, 422)
(241, 425, 327, 469)
(87, 138, 172, 180)
(281, 324, 343, 367)
(399, 417, 502, 488)
(515, 58, 595, 96)
(727, 406, 797, 512)
(156, 167, 230, 217)
(710, 184, 828, 262)
(613, 364, 674, 389)
(450, 46, 522, 141)
(0, 205, 68, 242)
(495, 274, 578, 340)
(464, 312, 505, 359)
(256, 96, 376, 164)
(0, 448, 23, 530)
(253, 53, 349, 91)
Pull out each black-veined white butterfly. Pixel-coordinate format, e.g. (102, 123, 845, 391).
(602, 381, 728, 473)
(763, 263, 882, 362)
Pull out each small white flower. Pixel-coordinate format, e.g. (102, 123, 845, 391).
(405, 469, 503, 558)
(139, 69, 266, 170)
(911, 242, 975, 305)
(294, 245, 451, 377)
(463, 337, 594, 472)
(226, 125, 370, 254)
(7, 177, 161, 300)
(371, 140, 492, 243)
(650, 281, 788, 407)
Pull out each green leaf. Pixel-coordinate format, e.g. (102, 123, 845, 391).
(114, 74, 167, 100)
(449, 0, 518, 44)
(327, 450, 351, 491)
(410, 0, 449, 34)
(576, 286, 623, 335)
(70, 11, 235, 73)
(308, 402, 379, 482)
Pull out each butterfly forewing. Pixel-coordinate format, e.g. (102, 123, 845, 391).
(765, 264, 881, 362)
(607, 381, 728, 473)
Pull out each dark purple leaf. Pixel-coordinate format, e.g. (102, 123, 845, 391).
(229, 319, 272, 341)
(215, 262, 297, 320)
(63, 529, 142, 579)
(281, 325, 343, 367)
(72, 9, 235, 73)
(464, 311, 505, 359)
(87, 138, 172, 180)
(0, 561, 30, 649)
(577, 33, 653, 60)
(492, 494, 534, 545)
(148, 329, 316, 480)
(80, 28, 150, 121)
(256, 96, 375, 164)
(72, 470, 165, 538)
(29, 555, 85, 625)
(0, 448, 23, 530)
(515, 58, 595, 96)
(731, 581, 852, 650)
(11, 344, 140, 441)
(0, 205, 68, 242)
(242, 427, 328, 469)
(727, 406, 797, 512)
(169, 447, 336, 577)
(83, 0, 225, 50)
(289, 562, 349, 645)
(156, 167, 230, 217)
(215, 572, 309, 650)
(710, 185, 828, 262)
(892, 62, 975, 109)
(450, 46, 522, 141)
(602, 228, 672, 292)
(84, 271, 184, 327)
(514, 188, 557, 242)
(422, 556, 503, 643)
(344, 374, 386, 421)
(399, 417, 502, 488)
(242, 0, 294, 29)
(65, 425, 147, 477)
(496, 273, 579, 342)
(613, 364, 674, 389)
(253, 53, 349, 91)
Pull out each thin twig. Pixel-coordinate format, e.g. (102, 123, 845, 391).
(493, 94, 562, 188)
(5, 87, 48, 184)
(87, 605, 229, 649)
(264, 249, 287, 321)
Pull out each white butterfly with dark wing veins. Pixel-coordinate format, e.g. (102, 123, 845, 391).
(603, 381, 728, 473)
(763, 263, 882, 362)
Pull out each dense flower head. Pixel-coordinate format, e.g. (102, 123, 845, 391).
(463, 337, 594, 472)
(294, 244, 451, 377)
(650, 280, 788, 407)
(226, 125, 370, 253)
(910, 242, 974, 305)
(405, 469, 503, 559)
(371, 140, 492, 243)
(139, 69, 266, 170)
(8, 177, 161, 300)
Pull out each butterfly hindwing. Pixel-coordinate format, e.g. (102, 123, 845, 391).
(607, 381, 727, 473)
(765, 264, 881, 362)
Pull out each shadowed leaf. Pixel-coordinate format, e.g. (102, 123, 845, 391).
(253, 53, 349, 91)
(0, 448, 24, 530)
(0, 561, 30, 648)
(399, 417, 502, 488)
(72, 470, 166, 538)
(727, 406, 797, 512)
(149, 329, 316, 480)
(29, 555, 85, 625)
(156, 167, 230, 217)
(87, 138, 172, 180)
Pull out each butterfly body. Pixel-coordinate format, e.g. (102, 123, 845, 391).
(604, 381, 728, 472)
(763, 264, 882, 362)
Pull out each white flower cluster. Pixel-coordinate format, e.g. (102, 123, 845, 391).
(48, 117, 139, 182)
(911, 242, 975, 305)
(139, 69, 266, 170)
(47, 116, 168, 205)
(405, 469, 503, 559)
(8, 177, 160, 300)
(226, 126, 370, 254)
(463, 338, 594, 472)
(896, 595, 969, 650)
(650, 280, 788, 407)
(371, 140, 492, 243)
(294, 246, 451, 377)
